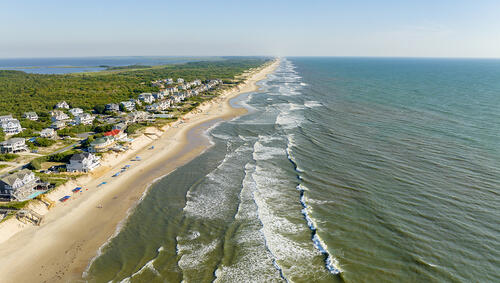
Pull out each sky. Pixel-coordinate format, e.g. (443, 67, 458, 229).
(1, 0, 500, 58)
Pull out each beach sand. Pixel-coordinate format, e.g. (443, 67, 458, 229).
(0, 59, 279, 283)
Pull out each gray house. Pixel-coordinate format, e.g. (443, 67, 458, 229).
(0, 169, 49, 201)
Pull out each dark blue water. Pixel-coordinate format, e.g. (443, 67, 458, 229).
(0, 56, 221, 74)
(85, 57, 500, 282)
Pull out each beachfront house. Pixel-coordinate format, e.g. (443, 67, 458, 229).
(89, 136, 115, 153)
(120, 101, 135, 112)
(138, 93, 155, 104)
(69, 108, 84, 117)
(51, 110, 70, 122)
(1, 119, 22, 135)
(23, 112, 38, 121)
(104, 129, 127, 141)
(0, 169, 49, 201)
(105, 103, 120, 112)
(55, 101, 70, 109)
(127, 111, 151, 123)
(112, 122, 127, 131)
(66, 152, 101, 173)
(0, 138, 28, 154)
(40, 128, 56, 139)
(75, 113, 95, 125)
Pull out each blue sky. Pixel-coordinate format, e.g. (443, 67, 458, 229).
(1, 0, 499, 58)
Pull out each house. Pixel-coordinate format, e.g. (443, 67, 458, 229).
(0, 138, 28, 153)
(23, 112, 38, 121)
(128, 111, 150, 123)
(0, 115, 14, 123)
(89, 136, 115, 153)
(1, 119, 22, 135)
(69, 108, 84, 116)
(153, 92, 165, 100)
(75, 113, 94, 125)
(51, 110, 70, 122)
(112, 122, 127, 131)
(177, 78, 184, 84)
(166, 78, 174, 84)
(138, 93, 155, 104)
(103, 129, 127, 141)
(105, 103, 120, 112)
(120, 101, 135, 111)
(66, 152, 101, 173)
(51, 120, 66, 129)
(55, 101, 70, 109)
(40, 128, 56, 139)
(0, 169, 49, 201)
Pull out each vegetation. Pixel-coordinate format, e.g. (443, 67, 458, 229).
(34, 137, 56, 147)
(0, 153, 19, 161)
(28, 149, 78, 170)
(0, 58, 270, 116)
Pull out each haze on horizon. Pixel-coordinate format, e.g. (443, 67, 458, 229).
(1, 0, 500, 59)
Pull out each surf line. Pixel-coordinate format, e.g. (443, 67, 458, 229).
(285, 142, 342, 276)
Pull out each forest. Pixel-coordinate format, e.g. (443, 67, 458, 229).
(0, 57, 270, 116)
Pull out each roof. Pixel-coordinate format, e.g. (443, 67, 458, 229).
(0, 138, 25, 146)
(90, 136, 114, 146)
(103, 129, 121, 137)
(70, 152, 92, 161)
(0, 169, 34, 187)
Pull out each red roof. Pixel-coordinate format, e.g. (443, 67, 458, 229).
(103, 129, 121, 136)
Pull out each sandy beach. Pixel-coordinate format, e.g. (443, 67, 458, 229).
(0, 59, 279, 283)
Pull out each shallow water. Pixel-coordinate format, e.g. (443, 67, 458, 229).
(85, 57, 500, 282)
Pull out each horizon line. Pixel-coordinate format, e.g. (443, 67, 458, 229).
(1, 55, 500, 60)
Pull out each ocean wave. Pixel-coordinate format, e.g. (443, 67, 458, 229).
(118, 246, 164, 282)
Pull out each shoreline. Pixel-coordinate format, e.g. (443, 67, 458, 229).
(0, 59, 280, 282)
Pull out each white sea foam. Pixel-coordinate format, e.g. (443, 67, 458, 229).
(118, 246, 164, 282)
(304, 100, 322, 108)
(251, 163, 327, 279)
(214, 162, 283, 282)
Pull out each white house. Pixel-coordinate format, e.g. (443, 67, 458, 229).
(1, 119, 22, 135)
(120, 101, 135, 111)
(138, 93, 155, 104)
(153, 92, 165, 100)
(23, 112, 38, 121)
(51, 120, 66, 129)
(177, 78, 184, 84)
(75, 113, 95, 125)
(69, 108, 84, 116)
(40, 128, 56, 138)
(0, 138, 28, 153)
(0, 115, 14, 123)
(66, 152, 101, 173)
(55, 101, 70, 109)
(51, 110, 70, 122)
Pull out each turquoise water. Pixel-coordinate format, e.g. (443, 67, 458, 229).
(85, 58, 500, 282)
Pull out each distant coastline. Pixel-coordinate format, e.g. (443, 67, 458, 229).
(0, 56, 226, 74)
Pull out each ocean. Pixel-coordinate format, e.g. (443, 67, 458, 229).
(0, 56, 221, 74)
(84, 57, 500, 282)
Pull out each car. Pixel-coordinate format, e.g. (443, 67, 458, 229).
(72, 187, 82, 193)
